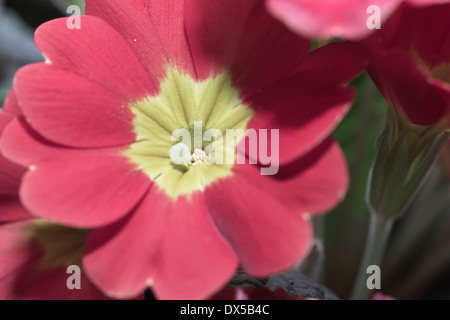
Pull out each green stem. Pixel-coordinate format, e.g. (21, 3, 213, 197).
(350, 213, 393, 300)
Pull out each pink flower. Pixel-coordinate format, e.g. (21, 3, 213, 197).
(0, 98, 113, 299)
(266, 0, 450, 40)
(1, 0, 365, 299)
(0, 220, 112, 300)
(0, 92, 29, 224)
(363, 3, 450, 127)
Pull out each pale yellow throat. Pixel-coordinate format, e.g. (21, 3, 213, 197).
(124, 66, 255, 200)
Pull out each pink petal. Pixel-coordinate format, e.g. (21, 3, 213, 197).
(185, 0, 310, 98)
(152, 191, 238, 300)
(266, 0, 402, 40)
(2, 90, 21, 117)
(204, 169, 313, 277)
(85, 190, 238, 300)
(14, 63, 136, 148)
(244, 87, 354, 166)
(292, 42, 368, 91)
(2, 119, 152, 228)
(369, 49, 448, 125)
(241, 42, 365, 165)
(389, 3, 450, 69)
(0, 112, 13, 134)
(236, 138, 347, 216)
(0, 221, 113, 300)
(19, 149, 151, 228)
(0, 221, 40, 281)
(0, 196, 32, 223)
(406, 0, 450, 6)
(0, 114, 26, 195)
(264, 138, 348, 216)
(247, 90, 353, 166)
(0, 155, 25, 195)
(1, 118, 80, 168)
(83, 188, 169, 299)
(85, 0, 195, 80)
(35, 16, 157, 100)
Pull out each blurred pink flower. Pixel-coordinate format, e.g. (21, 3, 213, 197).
(266, 0, 449, 40)
(363, 3, 450, 127)
(0, 220, 113, 300)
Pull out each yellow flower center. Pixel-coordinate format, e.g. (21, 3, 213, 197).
(124, 66, 255, 200)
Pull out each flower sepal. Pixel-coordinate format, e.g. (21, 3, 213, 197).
(367, 110, 449, 220)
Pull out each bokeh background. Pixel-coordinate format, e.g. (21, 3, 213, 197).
(1, 0, 449, 300)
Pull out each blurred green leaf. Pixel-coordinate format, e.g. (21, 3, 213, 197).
(323, 72, 386, 298)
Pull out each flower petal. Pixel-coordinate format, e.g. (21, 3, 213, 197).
(275, 138, 348, 215)
(266, 0, 402, 40)
(0, 196, 31, 223)
(85, 0, 195, 80)
(244, 87, 354, 166)
(19, 149, 151, 228)
(0, 114, 26, 195)
(293, 42, 368, 91)
(390, 3, 450, 69)
(239, 138, 348, 216)
(368, 49, 448, 125)
(185, 0, 310, 98)
(241, 42, 365, 165)
(152, 191, 238, 300)
(83, 188, 169, 299)
(14, 63, 136, 148)
(35, 16, 157, 100)
(1, 118, 81, 168)
(0, 112, 13, 134)
(2, 90, 21, 117)
(0, 156, 24, 195)
(0, 221, 41, 297)
(85, 189, 238, 300)
(204, 169, 313, 277)
(407, 0, 450, 6)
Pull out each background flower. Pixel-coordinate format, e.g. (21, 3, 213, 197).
(0, 220, 113, 300)
(266, 0, 450, 40)
(363, 3, 450, 127)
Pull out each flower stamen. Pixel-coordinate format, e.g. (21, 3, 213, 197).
(191, 148, 208, 165)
